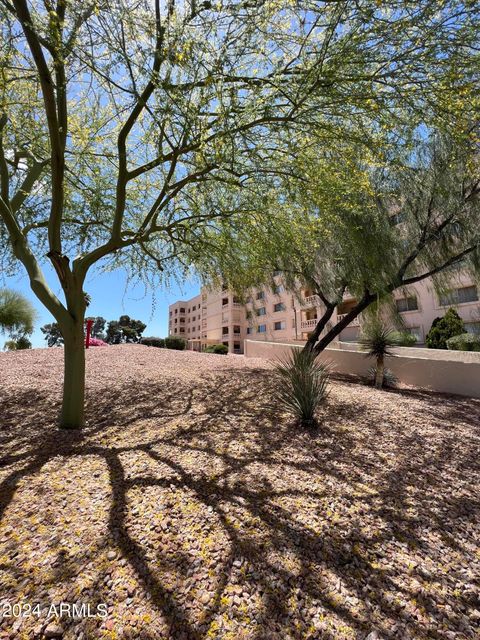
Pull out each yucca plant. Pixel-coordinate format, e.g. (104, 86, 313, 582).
(359, 319, 398, 389)
(273, 348, 329, 428)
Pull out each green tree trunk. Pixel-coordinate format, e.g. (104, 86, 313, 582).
(60, 320, 86, 429)
(375, 354, 385, 389)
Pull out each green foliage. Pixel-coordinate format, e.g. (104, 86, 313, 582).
(164, 336, 186, 351)
(389, 331, 417, 347)
(359, 320, 398, 360)
(41, 322, 64, 347)
(105, 316, 146, 344)
(0, 289, 36, 337)
(273, 349, 329, 428)
(140, 337, 165, 348)
(205, 344, 228, 355)
(446, 333, 480, 352)
(85, 316, 106, 340)
(4, 335, 32, 350)
(426, 308, 464, 349)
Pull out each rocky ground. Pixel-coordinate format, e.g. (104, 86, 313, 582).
(0, 345, 479, 640)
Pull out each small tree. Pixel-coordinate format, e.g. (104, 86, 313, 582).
(40, 322, 64, 347)
(0, 288, 36, 337)
(426, 308, 465, 350)
(359, 319, 398, 389)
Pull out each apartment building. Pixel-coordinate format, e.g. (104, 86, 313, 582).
(168, 273, 480, 353)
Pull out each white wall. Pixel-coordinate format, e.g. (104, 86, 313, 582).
(244, 340, 480, 399)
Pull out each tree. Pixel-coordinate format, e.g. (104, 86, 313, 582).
(85, 316, 106, 340)
(0, 288, 36, 336)
(105, 315, 146, 344)
(219, 130, 480, 356)
(426, 308, 465, 350)
(40, 322, 64, 347)
(4, 335, 32, 350)
(1, 1, 478, 427)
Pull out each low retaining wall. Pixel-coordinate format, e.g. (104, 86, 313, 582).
(244, 340, 480, 399)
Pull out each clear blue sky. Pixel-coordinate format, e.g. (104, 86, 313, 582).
(3, 263, 201, 348)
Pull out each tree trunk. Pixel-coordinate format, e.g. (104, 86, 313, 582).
(375, 354, 385, 389)
(60, 320, 86, 429)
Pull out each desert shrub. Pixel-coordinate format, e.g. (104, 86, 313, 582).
(273, 348, 329, 428)
(205, 344, 228, 354)
(446, 332, 480, 352)
(367, 366, 398, 388)
(141, 337, 165, 348)
(389, 330, 417, 347)
(4, 335, 32, 350)
(88, 337, 108, 347)
(426, 308, 464, 349)
(359, 318, 397, 389)
(165, 336, 186, 350)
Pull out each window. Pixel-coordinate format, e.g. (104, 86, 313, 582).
(257, 324, 267, 333)
(439, 285, 478, 306)
(192, 305, 196, 311)
(396, 296, 418, 312)
(256, 291, 265, 300)
(246, 327, 252, 334)
(390, 211, 406, 226)
(233, 325, 241, 334)
(222, 327, 229, 335)
(175, 309, 178, 314)
(274, 321, 286, 331)
(169, 311, 172, 316)
(180, 307, 185, 313)
(274, 302, 286, 312)
(465, 322, 480, 335)
(256, 307, 266, 316)
(274, 285, 284, 295)
(406, 326, 422, 342)
(222, 297, 229, 306)
(180, 328, 185, 333)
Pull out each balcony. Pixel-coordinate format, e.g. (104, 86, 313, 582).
(301, 295, 320, 308)
(300, 318, 318, 330)
(337, 313, 360, 327)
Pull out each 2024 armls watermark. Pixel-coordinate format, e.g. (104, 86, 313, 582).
(1, 601, 108, 619)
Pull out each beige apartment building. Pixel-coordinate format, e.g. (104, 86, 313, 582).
(168, 273, 480, 354)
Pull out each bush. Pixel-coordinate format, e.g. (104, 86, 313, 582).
(389, 331, 417, 347)
(446, 332, 480, 352)
(164, 336, 186, 350)
(359, 318, 397, 389)
(205, 344, 229, 355)
(426, 308, 464, 349)
(88, 337, 108, 347)
(273, 348, 329, 428)
(140, 337, 165, 348)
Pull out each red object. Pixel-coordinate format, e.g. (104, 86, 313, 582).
(85, 319, 94, 349)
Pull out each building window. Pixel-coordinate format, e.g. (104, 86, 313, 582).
(406, 326, 422, 342)
(180, 328, 185, 333)
(274, 321, 286, 330)
(390, 211, 406, 226)
(192, 305, 196, 311)
(274, 285, 284, 295)
(169, 311, 172, 316)
(465, 322, 480, 335)
(175, 309, 178, 314)
(257, 324, 267, 333)
(396, 296, 418, 312)
(233, 325, 241, 334)
(439, 285, 478, 306)
(180, 307, 185, 313)
(246, 327, 252, 335)
(222, 297, 229, 306)
(274, 302, 286, 312)
(256, 307, 266, 316)
(256, 291, 265, 300)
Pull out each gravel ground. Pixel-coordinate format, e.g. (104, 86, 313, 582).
(0, 345, 479, 640)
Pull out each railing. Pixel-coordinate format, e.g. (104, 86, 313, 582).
(337, 313, 360, 327)
(300, 318, 318, 329)
(302, 295, 320, 308)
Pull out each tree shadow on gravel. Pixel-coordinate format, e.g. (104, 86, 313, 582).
(0, 366, 479, 639)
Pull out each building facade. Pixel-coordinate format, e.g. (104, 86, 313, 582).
(168, 273, 480, 354)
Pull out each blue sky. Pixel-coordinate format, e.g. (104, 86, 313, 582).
(3, 264, 200, 348)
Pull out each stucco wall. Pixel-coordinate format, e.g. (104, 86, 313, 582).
(244, 340, 480, 399)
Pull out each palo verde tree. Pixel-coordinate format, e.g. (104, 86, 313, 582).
(1, 1, 479, 427)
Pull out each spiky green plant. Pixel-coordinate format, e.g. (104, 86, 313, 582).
(273, 348, 329, 428)
(359, 319, 398, 389)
